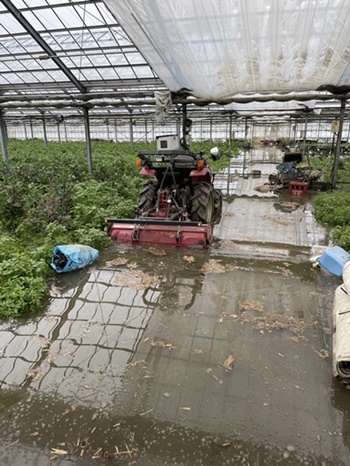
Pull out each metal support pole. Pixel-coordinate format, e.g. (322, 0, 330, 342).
(145, 120, 148, 143)
(3, 116, 8, 146)
(83, 107, 93, 174)
(243, 118, 248, 173)
(331, 99, 346, 188)
(130, 118, 134, 148)
(317, 115, 322, 141)
(302, 115, 310, 167)
(42, 113, 48, 146)
(176, 118, 181, 138)
(182, 104, 187, 146)
(209, 118, 213, 142)
(30, 118, 34, 142)
(0, 110, 9, 164)
(114, 119, 118, 142)
(227, 112, 233, 195)
(106, 121, 110, 141)
(57, 123, 61, 143)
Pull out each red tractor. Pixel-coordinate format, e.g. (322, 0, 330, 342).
(107, 145, 222, 247)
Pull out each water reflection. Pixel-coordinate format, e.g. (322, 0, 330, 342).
(0, 246, 207, 408)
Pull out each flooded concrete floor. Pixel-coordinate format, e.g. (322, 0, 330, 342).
(0, 148, 349, 465)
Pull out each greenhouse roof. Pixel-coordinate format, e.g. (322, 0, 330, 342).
(0, 0, 350, 121)
(0, 0, 166, 118)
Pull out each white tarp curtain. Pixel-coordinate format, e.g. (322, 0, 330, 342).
(103, 0, 350, 101)
(154, 90, 172, 123)
(333, 262, 350, 378)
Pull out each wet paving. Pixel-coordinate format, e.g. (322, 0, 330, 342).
(0, 148, 349, 465)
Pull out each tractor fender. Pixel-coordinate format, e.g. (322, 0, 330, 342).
(139, 167, 157, 177)
(189, 168, 212, 184)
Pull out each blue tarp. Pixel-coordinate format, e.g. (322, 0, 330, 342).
(51, 244, 99, 273)
(317, 246, 350, 277)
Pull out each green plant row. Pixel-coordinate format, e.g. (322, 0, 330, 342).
(0, 138, 236, 318)
(313, 191, 350, 250)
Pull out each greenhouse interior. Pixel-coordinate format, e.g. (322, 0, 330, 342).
(2, 1, 350, 465)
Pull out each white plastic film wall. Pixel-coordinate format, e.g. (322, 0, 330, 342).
(104, 0, 350, 101)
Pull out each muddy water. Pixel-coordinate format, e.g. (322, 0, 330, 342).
(0, 149, 349, 465)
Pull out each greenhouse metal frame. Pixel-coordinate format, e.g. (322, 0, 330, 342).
(1, 0, 350, 182)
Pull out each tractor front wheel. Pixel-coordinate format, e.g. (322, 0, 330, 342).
(191, 183, 214, 224)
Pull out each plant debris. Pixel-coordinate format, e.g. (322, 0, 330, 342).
(239, 300, 264, 312)
(200, 259, 226, 275)
(183, 255, 196, 263)
(260, 214, 293, 226)
(314, 348, 329, 359)
(223, 355, 235, 370)
(51, 448, 68, 455)
(151, 340, 176, 350)
(26, 367, 44, 382)
(219, 239, 237, 249)
(234, 311, 306, 336)
(146, 247, 166, 256)
(92, 445, 135, 460)
(115, 270, 162, 290)
(251, 313, 306, 335)
(212, 374, 224, 384)
(105, 258, 128, 267)
(39, 336, 51, 349)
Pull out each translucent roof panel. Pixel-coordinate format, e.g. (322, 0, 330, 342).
(104, 0, 350, 101)
(0, 0, 160, 94)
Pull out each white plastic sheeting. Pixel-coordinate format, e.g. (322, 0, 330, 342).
(104, 0, 350, 101)
(155, 90, 172, 123)
(333, 261, 350, 378)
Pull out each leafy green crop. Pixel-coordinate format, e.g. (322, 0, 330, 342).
(313, 192, 350, 226)
(312, 190, 350, 251)
(0, 139, 144, 318)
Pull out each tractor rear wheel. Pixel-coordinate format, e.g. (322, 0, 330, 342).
(213, 188, 223, 223)
(191, 183, 214, 224)
(137, 181, 157, 215)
